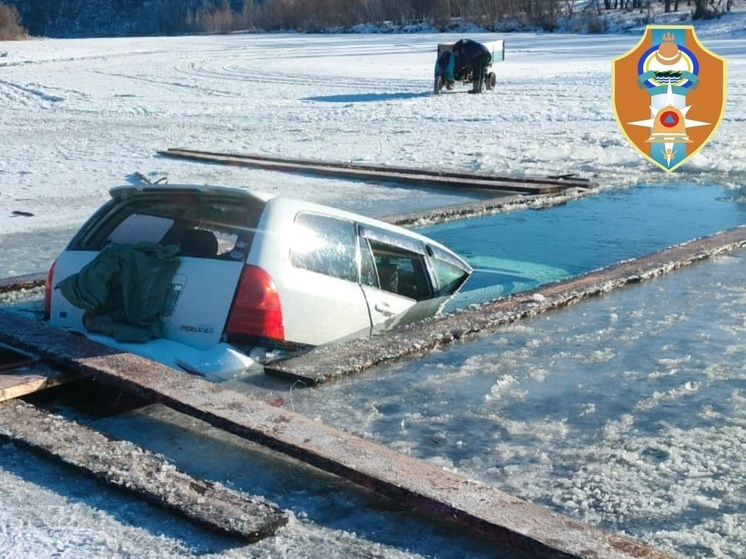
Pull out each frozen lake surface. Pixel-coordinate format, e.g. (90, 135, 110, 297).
(281, 249, 746, 559)
(5, 246, 744, 559)
(1, 19, 745, 559)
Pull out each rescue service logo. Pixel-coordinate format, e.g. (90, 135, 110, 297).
(612, 26, 726, 172)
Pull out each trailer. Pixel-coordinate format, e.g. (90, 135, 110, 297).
(434, 39, 505, 95)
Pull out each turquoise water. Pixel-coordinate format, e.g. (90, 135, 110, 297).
(419, 183, 746, 300)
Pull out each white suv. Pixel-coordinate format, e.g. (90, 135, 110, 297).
(45, 185, 472, 379)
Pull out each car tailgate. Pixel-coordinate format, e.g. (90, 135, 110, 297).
(50, 251, 243, 349)
(160, 258, 244, 349)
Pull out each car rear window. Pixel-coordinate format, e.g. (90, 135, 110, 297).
(106, 214, 173, 245)
(71, 192, 264, 261)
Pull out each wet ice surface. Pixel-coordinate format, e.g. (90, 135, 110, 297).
(93, 406, 508, 559)
(0, 228, 76, 279)
(281, 251, 746, 559)
(0, 402, 507, 559)
(2, 248, 745, 559)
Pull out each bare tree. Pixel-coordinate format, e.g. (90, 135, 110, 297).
(692, 0, 721, 17)
(9, 0, 745, 38)
(0, 2, 26, 39)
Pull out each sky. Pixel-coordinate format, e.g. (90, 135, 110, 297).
(1, 8, 745, 559)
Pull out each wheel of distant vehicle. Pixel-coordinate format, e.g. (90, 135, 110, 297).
(434, 76, 444, 95)
(45, 185, 473, 380)
(486, 72, 497, 91)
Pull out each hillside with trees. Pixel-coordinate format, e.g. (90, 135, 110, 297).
(0, 0, 738, 39)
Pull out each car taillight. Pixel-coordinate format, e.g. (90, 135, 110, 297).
(44, 259, 56, 320)
(225, 265, 284, 341)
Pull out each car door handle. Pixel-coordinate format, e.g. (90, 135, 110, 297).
(374, 302, 396, 317)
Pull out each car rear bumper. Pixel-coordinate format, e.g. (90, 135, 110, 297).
(86, 334, 259, 381)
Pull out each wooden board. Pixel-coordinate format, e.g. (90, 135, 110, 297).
(162, 147, 594, 187)
(0, 340, 75, 402)
(266, 224, 746, 385)
(0, 399, 287, 541)
(0, 311, 674, 559)
(381, 189, 592, 228)
(0, 272, 45, 294)
(0, 363, 75, 403)
(159, 148, 594, 195)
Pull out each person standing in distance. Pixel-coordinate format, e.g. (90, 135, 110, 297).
(453, 39, 492, 94)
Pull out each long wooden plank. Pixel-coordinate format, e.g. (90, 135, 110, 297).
(381, 189, 592, 228)
(0, 272, 46, 294)
(266, 225, 746, 384)
(0, 363, 76, 402)
(0, 399, 287, 541)
(0, 311, 674, 559)
(162, 147, 594, 189)
(158, 148, 591, 195)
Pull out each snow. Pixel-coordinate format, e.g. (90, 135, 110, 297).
(1, 11, 745, 559)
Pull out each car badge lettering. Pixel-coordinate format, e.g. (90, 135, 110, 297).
(161, 282, 183, 318)
(180, 324, 215, 334)
(611, 26, 726, 172)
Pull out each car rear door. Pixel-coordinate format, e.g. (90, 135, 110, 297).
(160, 242, 244, 350)
(50, 253, 244, 351)
(267, 211, 373, 346)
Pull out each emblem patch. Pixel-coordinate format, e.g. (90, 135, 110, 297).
(612, 26, 726, 172)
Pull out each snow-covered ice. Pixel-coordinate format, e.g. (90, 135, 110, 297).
(1, 11, 745, 558)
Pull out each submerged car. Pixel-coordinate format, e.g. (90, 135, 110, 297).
(45, 184, 472, 379)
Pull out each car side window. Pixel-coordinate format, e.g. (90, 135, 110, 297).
(290, 213, 358, 282)
(359, 236, 378, 288)
(428, 244, 472, 295)
(430, 258, 470, 294)
(365, 239, 432, 301)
